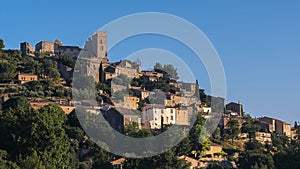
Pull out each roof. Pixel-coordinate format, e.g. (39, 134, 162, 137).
(143, 104, 166, 110)
(109, 107, 140, 116)
(259, 116, 291, 125)
(111, 158, 125, 165)
(18, 73, 37, 76)
(226, 102, 242, 106)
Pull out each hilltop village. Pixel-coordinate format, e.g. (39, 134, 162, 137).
(0, 33, 299, 169)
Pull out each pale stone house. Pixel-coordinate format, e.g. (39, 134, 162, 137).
(141, 105, 176, 129)
(17, 73, 38, 84)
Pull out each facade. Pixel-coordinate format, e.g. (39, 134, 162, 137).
(57, 46, 81, 58)
(226, 102, 243, 117)
(132, 88, 155, 100)
(165, 93, 181, 107)
(17, 73, 38, 84)
(20, 42, 34, 56)
(24, 39, 82, 58)
(255, 132, 272, 144)
(79, 32, 108, 82)
(219, 116, 244, 129)
(257, 120, 275, 132)
(258, 116, 291, 137)
(140, 70, 163, 81)
(141, 105, 176, 129)
(104, 61, 139, 81)
(83, 31, 107, 61)
(177, 82, 197, 97)
(35, 41, 58, 54)
(122, 96, 140, 110)
(176, 109, 190, 126)
(114, 96, 140, 110)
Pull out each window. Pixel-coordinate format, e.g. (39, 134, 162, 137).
(171, 116, 174, 121)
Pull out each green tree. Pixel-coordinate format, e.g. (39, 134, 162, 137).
(124, 122, 153, 138)
(0, 97, 39, 158)
(33, 104, 73, 168)
(245, 139, 263, 150)
(154, 62, 163, 70)
(212, 127, 221, 140)
(0, 62, 17, 82)
(0, 150, 20, 169)
(22, 57, 42, 76)
(274, 142, 300, 169)
(123, 150, 190, 169)
(0, 98, 74, 168)
(19, 151, 45, 169)
(225, 119, 241, 143)
(41, 59, 60, 81)
(154, 63, 179, 80)
(59, 55, 76, 68)
(0, 38, 5, 50)
(238, 150, 275, 169)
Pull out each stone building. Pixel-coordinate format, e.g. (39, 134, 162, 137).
(258, 116, 291, 137)
(141, 104, 176, 129)
(177, 82, 197, 97)
(114, 96, 140, 110)
(218, 115, 244, 129)
(35, 40, 81, 58)
(35, 41, 58, 54)
(138, 70, 164, 81)
(83, 31, 107, 61)
(165, 93, 181, 107)
(226, 102, 243, 117)
(17, 73, 38, 84)
(176, 109, 190, 126)
(104, 60, 139, 81)
(57, 46, 81, 58)
(77, 32, 108, 82)
(20, 42, 34, 56)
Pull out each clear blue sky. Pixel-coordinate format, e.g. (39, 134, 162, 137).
(1, 1, 300, 124)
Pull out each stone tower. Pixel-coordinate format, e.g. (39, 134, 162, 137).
(83, 31, 108, 62)
(79, 31, 109, 82)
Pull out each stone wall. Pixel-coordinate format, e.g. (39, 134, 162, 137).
(20, 42, 34, 56)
